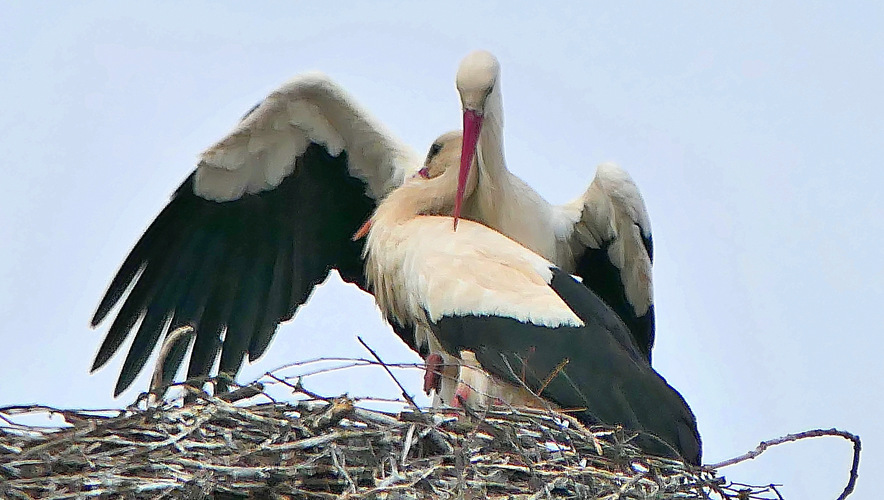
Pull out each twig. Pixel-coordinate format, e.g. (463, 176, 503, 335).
(400, 423, 416, 465)
(218, 382, 266, 403)
(613, 470, 646, 500)
(330, 443, 357, 494)
(536, 358, 570, 396)
(708, 428, 861, 500)
(356, 336, 421, 412)
(265, 372, 332, 402)
(149, 326, 194, 401)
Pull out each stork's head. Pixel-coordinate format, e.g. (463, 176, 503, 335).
(456, 50, 500, 112)
(414, 131, 478, 209)
(454, 50, 500, 229)
(353, 131, 477, 241)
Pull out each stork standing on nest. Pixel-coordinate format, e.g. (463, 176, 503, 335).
(454, 51, 653, 354)
(411, 51, 656, 406)
(91, 51, 654, 403)
(359, 135, 700, 464)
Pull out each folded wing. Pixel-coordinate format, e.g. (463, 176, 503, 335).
(559, 163, 655, 361)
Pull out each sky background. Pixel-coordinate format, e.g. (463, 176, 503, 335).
(1, 2, 881, 498)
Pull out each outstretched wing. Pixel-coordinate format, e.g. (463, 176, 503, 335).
(91, 73, 421, 396)
(558, 163, 655, 362)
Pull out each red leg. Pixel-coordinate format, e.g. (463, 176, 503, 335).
(423, 353, 443, 395)
(453, 383, 472, 408)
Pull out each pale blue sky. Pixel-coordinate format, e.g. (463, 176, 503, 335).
(1, 2, 881, 498)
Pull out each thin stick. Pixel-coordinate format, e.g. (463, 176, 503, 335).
(708, 428, 861, 500)
(149, 325, 194, 400)
(265, 372, 331, 402)
(536, 358, 569, 396)
(357, 336, 421, 412)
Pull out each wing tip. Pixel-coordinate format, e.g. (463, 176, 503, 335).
(89, 357, 106, 374)
(112, 377, 132, 398)
(92, 284, 131, 328)
(90, 342, 118, 374)
(90, 308, 108, 328)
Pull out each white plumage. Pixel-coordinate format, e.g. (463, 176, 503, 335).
(451, 51, 655, 369)
(366, 214, 584, 330)
(360, 143, 701, 465)
(195, 73, 418, 201)
(92, 50, 655, 402)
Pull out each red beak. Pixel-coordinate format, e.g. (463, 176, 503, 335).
(455, 109, 483, 230)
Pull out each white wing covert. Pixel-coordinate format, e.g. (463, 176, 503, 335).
(559, 162, 655, 361)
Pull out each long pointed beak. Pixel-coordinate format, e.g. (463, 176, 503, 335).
(455, 109, 483, 231)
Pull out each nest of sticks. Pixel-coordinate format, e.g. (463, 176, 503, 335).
(0, 354, 861, 500)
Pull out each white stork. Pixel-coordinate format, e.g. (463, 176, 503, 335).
(91, 51, 653, 400)
(360, 143, 701, 465)
(452, 50, 654, 360)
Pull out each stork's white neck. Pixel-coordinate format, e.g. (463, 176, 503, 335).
(475, 88, 507, 181)
(466, 88, 558, 262)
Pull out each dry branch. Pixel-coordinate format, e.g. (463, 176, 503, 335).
(709, 428, 861, 500)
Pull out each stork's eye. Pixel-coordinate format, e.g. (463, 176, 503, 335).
(417, 167, 431, 179)
(425, 142, 443, 162)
